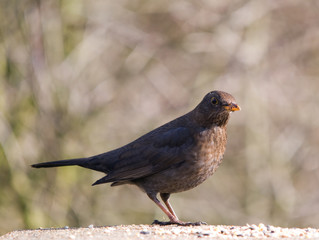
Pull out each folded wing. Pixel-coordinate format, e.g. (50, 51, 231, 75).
(92, 127, 194, 185)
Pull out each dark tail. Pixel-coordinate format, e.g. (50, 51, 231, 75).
(31, 158, 87, 168)
(32, 154, 111, 173)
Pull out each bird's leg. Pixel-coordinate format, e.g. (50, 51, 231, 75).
(148, 192, 206, 226)
(147, 192, 183, 225)
(160, 193, 178, 219)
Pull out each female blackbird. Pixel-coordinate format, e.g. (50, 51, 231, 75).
(32, 90, 240, 225)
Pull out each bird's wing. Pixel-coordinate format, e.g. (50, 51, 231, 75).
(92, 127, 194, 185)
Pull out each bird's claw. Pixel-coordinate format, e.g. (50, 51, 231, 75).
(152, 220, 207, 226)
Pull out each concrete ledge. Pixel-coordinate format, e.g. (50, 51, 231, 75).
(2, 224, 319, 240)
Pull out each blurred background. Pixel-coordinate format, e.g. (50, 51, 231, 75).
(1, 0, 319, 235)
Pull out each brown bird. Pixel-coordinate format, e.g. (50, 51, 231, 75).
(32, 90, 240, 225)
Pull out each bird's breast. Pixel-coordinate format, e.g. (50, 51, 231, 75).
(191, 127, 227, 175)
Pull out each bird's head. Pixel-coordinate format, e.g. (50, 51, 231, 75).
(194, 90, 240, 127)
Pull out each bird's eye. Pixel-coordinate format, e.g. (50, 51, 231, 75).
(211, 97, 219, 105)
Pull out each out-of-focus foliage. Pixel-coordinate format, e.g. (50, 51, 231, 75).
(1, 0, 319, 234)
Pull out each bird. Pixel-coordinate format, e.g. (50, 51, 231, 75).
(32, 90, 240, 225)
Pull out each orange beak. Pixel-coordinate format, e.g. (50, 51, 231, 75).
(224, 103, 241, 112)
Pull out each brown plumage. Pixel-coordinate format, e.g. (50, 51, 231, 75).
(32, 90, 240, 225)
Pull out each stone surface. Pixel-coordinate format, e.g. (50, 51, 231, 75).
(2, 224, 319, 240)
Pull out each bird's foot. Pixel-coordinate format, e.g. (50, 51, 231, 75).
(152, 219, 207, 226)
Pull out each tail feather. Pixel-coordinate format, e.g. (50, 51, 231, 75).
(31, 158, 87, 168)
(92, 176, 108, 186)
(32, 155, 110, 173)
